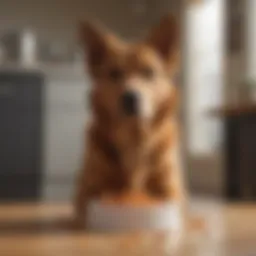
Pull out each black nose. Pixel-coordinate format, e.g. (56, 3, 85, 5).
(121, 91, 139, 115)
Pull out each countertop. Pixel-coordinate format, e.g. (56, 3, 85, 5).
(209, 103, 256, 117)
(0, 200, 255, 255)
(0, 62, 87, 80)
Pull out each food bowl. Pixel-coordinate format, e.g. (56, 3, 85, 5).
(86, 193, 183, 233)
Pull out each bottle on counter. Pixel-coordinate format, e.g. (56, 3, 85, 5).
(21, 29, 37, 66)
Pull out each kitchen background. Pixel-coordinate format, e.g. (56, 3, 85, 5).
(0, 0, 256, 202)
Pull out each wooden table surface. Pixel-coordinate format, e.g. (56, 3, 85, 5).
(0, 200, 255, 256)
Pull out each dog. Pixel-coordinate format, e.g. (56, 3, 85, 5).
(74, 14, 187, 228)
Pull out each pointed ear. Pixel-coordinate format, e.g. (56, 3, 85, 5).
(146, 14, 180, 68)
(79, 20, 109, 76)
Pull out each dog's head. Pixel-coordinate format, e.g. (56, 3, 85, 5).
(80, 15, 179, 122)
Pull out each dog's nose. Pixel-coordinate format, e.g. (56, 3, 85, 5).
(121, 91, 139, 115)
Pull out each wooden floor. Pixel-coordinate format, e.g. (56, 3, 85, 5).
(0, 200, 255, 255)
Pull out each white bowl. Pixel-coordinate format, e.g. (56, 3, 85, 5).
(86, 200, 183, 233)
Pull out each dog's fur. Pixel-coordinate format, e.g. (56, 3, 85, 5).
(74, 15, 186, 227)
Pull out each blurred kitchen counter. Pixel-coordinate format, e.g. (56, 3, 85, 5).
(209, 103, 256, 117)
(0, 62, 86, 80)
(0, 199, 255, 255)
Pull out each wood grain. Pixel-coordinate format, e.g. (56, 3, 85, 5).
(0, 200, 255, 255)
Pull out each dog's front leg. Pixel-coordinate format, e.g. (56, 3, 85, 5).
(147, 161, 184, 202)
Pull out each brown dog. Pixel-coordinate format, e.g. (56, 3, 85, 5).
(74, 14, 185, 227)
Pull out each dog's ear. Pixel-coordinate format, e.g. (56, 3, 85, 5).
(79, 21, 110, 76)
(146, 14, 180, 70)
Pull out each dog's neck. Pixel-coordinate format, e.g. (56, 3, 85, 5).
(91, 96, 175, 166)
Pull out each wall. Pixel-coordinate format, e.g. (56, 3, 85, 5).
(184, 0, 225, 197)
(246, 0, 256, 79)
(0, 0, 179, 45)
(185, 0, 224, 155)
(225, 0, 247, 104)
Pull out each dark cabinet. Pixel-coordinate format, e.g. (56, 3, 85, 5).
(225, 114, 256, 201)
(0, 72, 44, 201)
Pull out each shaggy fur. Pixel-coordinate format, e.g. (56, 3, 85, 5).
(74, 14, 185, 227)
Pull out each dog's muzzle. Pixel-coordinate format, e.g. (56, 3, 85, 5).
(121, 91, 139, 116)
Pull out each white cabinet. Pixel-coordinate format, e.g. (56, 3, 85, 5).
(42, 74, 90, 201)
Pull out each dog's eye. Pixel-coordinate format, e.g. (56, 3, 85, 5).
(141, 66, 154, 79)
(109, 68, 123, 81)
